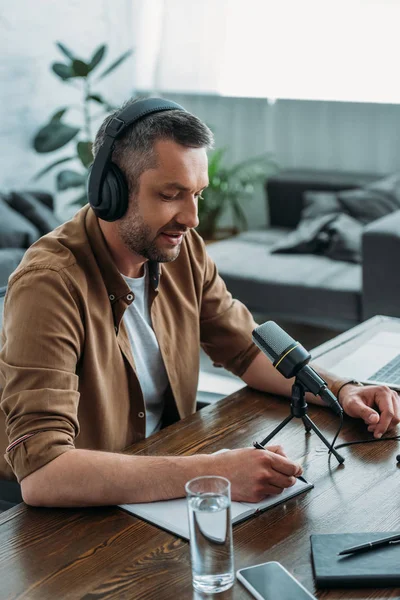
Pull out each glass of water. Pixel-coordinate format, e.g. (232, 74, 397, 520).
(185, 475, 234, 594)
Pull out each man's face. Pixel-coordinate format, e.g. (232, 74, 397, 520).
(117, 139, 208, 263)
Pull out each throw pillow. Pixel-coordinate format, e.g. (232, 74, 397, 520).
(337, 173, 400, 224)
(0, 195, 41, 248)
(269, 213, 338, 255)
(322, 213, 363, 263)
(270, 212, 363, 263)
(7, 191, 60, 235)
(302, 190, 344, 220)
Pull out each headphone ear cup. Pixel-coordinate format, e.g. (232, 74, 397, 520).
(96, 163, 129, 222)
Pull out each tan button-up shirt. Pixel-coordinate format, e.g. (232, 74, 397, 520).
(0, 206, 260, 482)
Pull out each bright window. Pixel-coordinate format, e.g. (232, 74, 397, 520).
(135, 0, 400, 104)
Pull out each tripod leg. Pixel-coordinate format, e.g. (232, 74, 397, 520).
(302, 417, 311, 433)
(302, 414, 345, 464)
(260, 415, 294, 446)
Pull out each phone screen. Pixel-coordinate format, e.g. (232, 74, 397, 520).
(237, 561, 316, 600)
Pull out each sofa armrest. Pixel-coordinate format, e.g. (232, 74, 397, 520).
(362, 210, 400, 319)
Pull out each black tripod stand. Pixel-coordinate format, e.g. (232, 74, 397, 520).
(259, 378, 345, 464)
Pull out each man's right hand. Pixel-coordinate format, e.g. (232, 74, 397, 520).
(212, 446, 303, 503)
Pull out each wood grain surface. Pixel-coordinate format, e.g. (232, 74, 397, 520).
(0, 388, 399, 600)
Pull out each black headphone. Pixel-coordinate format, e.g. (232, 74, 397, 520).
(87, 97, 186, 222)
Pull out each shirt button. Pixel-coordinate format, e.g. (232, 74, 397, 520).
(114, 326, 118, 334)
(126, 293, 134, 301)
(138, 412, 145, 418)
(109, 294, 115, 301)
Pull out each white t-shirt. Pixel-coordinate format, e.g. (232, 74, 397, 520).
(122, 265, 168, 436)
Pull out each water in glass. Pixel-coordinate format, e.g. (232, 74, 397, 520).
(188, 492, 234, 593)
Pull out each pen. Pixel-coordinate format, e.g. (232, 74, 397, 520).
(252, 441, 308, 483)
(338, 533, 400, 556)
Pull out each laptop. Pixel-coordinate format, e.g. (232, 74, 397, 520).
(325, 331, 400, 391)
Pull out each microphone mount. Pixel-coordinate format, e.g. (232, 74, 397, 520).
(259, 377, 345, 464)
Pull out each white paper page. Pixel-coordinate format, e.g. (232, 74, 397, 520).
(119, 478, 312, 540)
(119, 496, 258, 540)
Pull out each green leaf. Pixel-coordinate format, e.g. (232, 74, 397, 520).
(69, 191, 88, 207)
(89, 44, 107, 72)
(33, 122, 80, 153)
(86, 93, 106, 105)
(97, 49, 133, 80)
(57, 170, 86, 191)
(56, 42, 76, 61)
(52, 62, 75, 80)
(72, 59, 90, 77)
(33, 156, 75, 180)
(77, 141, 93, 168)
(50, 108, 68, 122)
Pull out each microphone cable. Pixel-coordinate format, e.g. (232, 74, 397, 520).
(334, 433, 400, 450)
(316, 413, 399, 458)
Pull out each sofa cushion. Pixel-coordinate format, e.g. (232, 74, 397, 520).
(7, 191, 60, 235)
(0, 196, 41, 248)
(207, 231, 361, 328)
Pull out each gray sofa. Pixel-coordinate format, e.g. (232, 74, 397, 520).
(206, 169, 400, 330)
(0, 191, 58, 288)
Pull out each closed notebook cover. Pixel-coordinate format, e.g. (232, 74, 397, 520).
(311, 533, 400, 588)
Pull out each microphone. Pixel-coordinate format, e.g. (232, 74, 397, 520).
(252, 321, 343, 415)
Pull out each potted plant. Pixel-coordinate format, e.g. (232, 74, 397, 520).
(32, 42, 133, 206)
(197, 147, 278, 240)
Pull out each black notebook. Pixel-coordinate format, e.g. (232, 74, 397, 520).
(311, 532, 400, 588)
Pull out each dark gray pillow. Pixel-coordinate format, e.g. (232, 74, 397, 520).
(0, 196, 41, 248)
(337, 173, 400, 225)
(7, 191, 60, 235)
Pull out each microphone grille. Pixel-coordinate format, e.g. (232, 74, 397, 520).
(253, 321, 295, 356)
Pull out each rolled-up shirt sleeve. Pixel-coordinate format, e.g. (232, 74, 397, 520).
(199, 245, 261, 377)
(0, 268, 84, 482)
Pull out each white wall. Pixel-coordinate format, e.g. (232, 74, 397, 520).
(0, 0, 135, 217)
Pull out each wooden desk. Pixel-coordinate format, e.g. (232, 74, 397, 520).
(0, 386, 399, 600)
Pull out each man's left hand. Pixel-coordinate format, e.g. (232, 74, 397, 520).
(340, 384, 400, 438)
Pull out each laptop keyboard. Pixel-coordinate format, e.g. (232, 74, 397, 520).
(369, 352, 400, 385)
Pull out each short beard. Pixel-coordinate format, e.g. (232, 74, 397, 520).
(117, 202, 181, 263)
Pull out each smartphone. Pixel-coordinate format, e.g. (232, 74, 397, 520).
(237, 561, 317, 600)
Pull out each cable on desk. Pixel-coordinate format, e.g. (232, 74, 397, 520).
(334, 434, 400, 450)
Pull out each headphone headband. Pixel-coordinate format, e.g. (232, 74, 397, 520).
(88, 97, 186, 220)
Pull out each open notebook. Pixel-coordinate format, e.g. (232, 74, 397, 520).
(118, 451, 313, 540)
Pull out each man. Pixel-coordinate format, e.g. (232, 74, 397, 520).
(0, 98, 399, 510)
